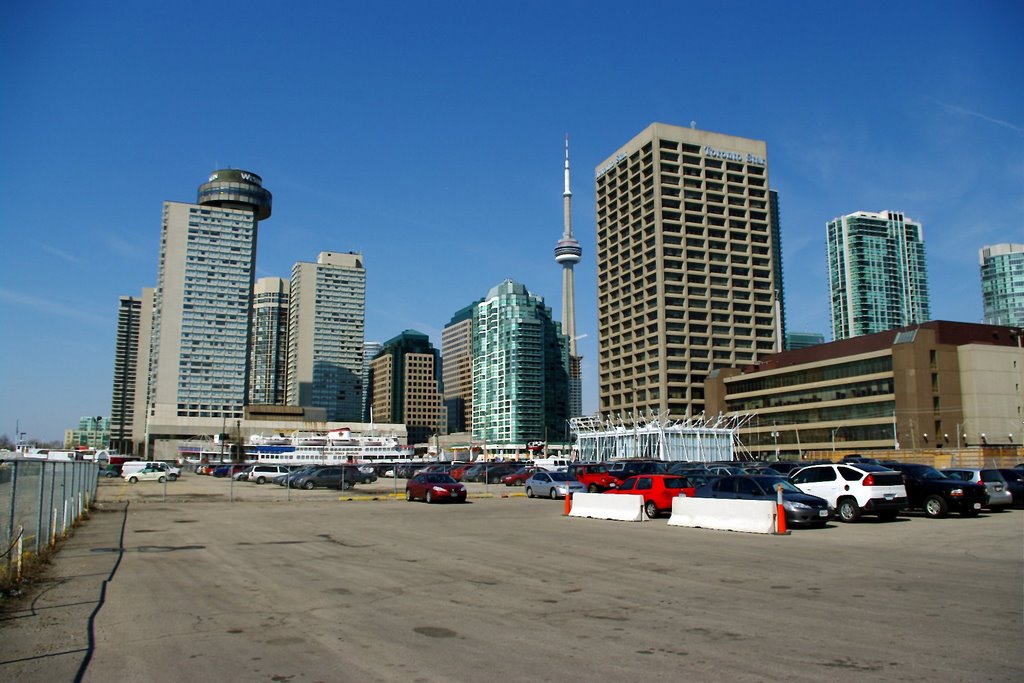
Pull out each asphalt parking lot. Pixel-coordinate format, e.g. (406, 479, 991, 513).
(1, 474, 1022, 682)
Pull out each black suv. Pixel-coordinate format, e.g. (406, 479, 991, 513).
(886, 463, 988, 518)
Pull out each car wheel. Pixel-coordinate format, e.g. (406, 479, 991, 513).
(405, 489, 413, 501)
(923, 495, 948, 518)
(256, 476, 266, 485)
(836, 498, 860, 523)
(158, 475, 166, 483)
(426, 490, 434, 504)
(303, 481, 315, 490)
(550, 488, 559, 500)
(526, 487, 534, 498)
(128, 476, 138, 483)
(876, 510, 898, 522)
(588, 484, 600, 493)
(645, 500, 659, 519)
(168, 474, 178, 481)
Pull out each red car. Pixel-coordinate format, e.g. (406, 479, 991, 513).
(567, 463, 619, 492)
(449, 463, 474, 481)
(405, 473, 467, 504)
(501, 467, 536, 486)
(604, 474, 695, 518)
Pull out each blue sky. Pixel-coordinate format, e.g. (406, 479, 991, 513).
(2, 1, 1021, 442)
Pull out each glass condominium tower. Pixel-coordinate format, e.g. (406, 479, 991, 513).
(472, 280, 569, 444)
(595, 123, 778, 419)
(979, 243, 1024, 326)
(148, 169, 272, 421)
(827, 210, 930, 340)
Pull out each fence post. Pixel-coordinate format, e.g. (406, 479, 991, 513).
(15, 526, 23, 581)
(5, 460, 17, 555)
(36, 462, 45, 554)
(48, 462, 56, 547)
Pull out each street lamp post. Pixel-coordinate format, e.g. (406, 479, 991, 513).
(831, 427, 842, 457)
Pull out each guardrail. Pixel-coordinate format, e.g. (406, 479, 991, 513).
(1, 459, 99, 582)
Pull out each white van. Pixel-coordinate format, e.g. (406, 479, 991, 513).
(532, 457, 570, 472)
(248, 464, 291, 484)
(121, 461, 181, 481)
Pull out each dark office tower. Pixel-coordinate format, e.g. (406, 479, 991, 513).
(148, 169, 272, 422)
(769, 190, 786, 351)
(110, 295, 142, 454)
(249, 277, 290, 405)
(369, 330, 443, 445)
(595, 123, 778, 419)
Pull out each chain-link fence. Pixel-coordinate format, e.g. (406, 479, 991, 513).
(1, 459, 99, 579)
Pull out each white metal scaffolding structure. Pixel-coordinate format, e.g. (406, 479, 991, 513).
(570, 411, 754, 463)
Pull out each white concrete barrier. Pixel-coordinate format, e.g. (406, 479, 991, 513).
(668, 497, 776, 534)
(568, 492, 644, 522)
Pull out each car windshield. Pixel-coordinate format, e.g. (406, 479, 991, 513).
(425, 474, 456, 484)
(753, 477, 801, 493)
(547, 473, 574, 481)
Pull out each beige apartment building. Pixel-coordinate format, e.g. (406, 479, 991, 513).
(441, 303, 477, 434)
(596, 123, 779, 419)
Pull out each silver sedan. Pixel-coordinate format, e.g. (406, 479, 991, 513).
(524, 472, 587, 500)
(941, 468, 1013, 511)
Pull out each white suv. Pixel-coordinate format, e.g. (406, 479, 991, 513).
(248, 464, 291, 484)
(790, 463, 907, 522)
(121, 461, 181, 481)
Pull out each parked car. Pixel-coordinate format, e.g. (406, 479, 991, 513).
(501, 467, 536, 487)
(763, 462, 804, 476)
(290, 466, 356, 490)
(841, 455, 880, 465)
(941, 468, 1013, 511)
(99, 463, 123, 478)
(885, 463, 988, 518)
(415, 464, 453, 476)
(122, 461, 181, 481)
(996, 469, 1024, 506)
(449, 463, 475, 481)
(789, 463, 907, 522)
(123, 465, 171, 483)
(693, 475, 831, 527)
(604, 473, 695, 518)
(211, 464, 248, 478)
(248, 464, 292, 485)
(604, 460, 667, 483)
(462, 463, 519, 483)
(233, 465, 254, 481)
(706, 465, 748, 477)
(568, 463, 619, 492)
(525, 472, 586, 499)
(405, 473, 467, 503)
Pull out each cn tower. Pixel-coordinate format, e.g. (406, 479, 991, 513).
(554, 136, 583, 416)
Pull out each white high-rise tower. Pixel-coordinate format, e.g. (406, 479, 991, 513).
(554, 136, 583, 417)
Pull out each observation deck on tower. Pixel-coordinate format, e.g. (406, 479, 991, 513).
(197, 168, 273, 221)
(554, 237, 582, 264)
